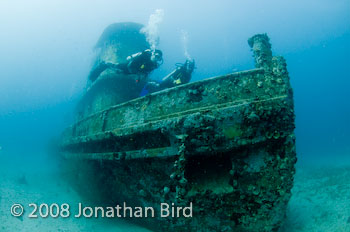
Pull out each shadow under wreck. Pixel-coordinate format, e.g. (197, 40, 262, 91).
(59, 22, 297, 232)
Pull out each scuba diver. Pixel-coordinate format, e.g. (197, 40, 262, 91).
(88, 49, 163, 82)
(140, 59, 195, 95)
(124, 49, 163, 75)
(87, 47, 195, 96)
(160, 59, 195, 88)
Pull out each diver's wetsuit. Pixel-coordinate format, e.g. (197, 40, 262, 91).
(159, 60, 195, 89)
(140, 59, 195, 96)
(125, 50, 160, 75)
(88, 49, 162, 83)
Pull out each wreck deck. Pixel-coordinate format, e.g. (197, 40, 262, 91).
(61, 67, 293, 161)
(59, 32, 297, 232)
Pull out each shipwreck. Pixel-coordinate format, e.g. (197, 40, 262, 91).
(60, 22, 297, 231)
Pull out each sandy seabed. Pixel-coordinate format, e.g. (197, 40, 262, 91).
(280, 161, 350, 232)
(1, 152, 350, 232)
(0, 170, 150, 231)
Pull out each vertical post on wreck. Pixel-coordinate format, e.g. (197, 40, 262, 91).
(248, 34, 273, 70)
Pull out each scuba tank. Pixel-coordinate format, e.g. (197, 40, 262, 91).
(160, 59, 195, 88)
(140, 59, 195, 96)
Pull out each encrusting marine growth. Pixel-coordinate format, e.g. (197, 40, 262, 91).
(60, 22, 297, 232)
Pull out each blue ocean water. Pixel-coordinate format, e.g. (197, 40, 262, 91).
(0, 1, 349, 231)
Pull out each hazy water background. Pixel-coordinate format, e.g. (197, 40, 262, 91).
(0, 0, 349, 231)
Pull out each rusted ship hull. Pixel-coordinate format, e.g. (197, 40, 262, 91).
(60, 33, 296, 231)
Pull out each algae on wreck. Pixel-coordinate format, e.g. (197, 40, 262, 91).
(60, 27, 297, 232)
